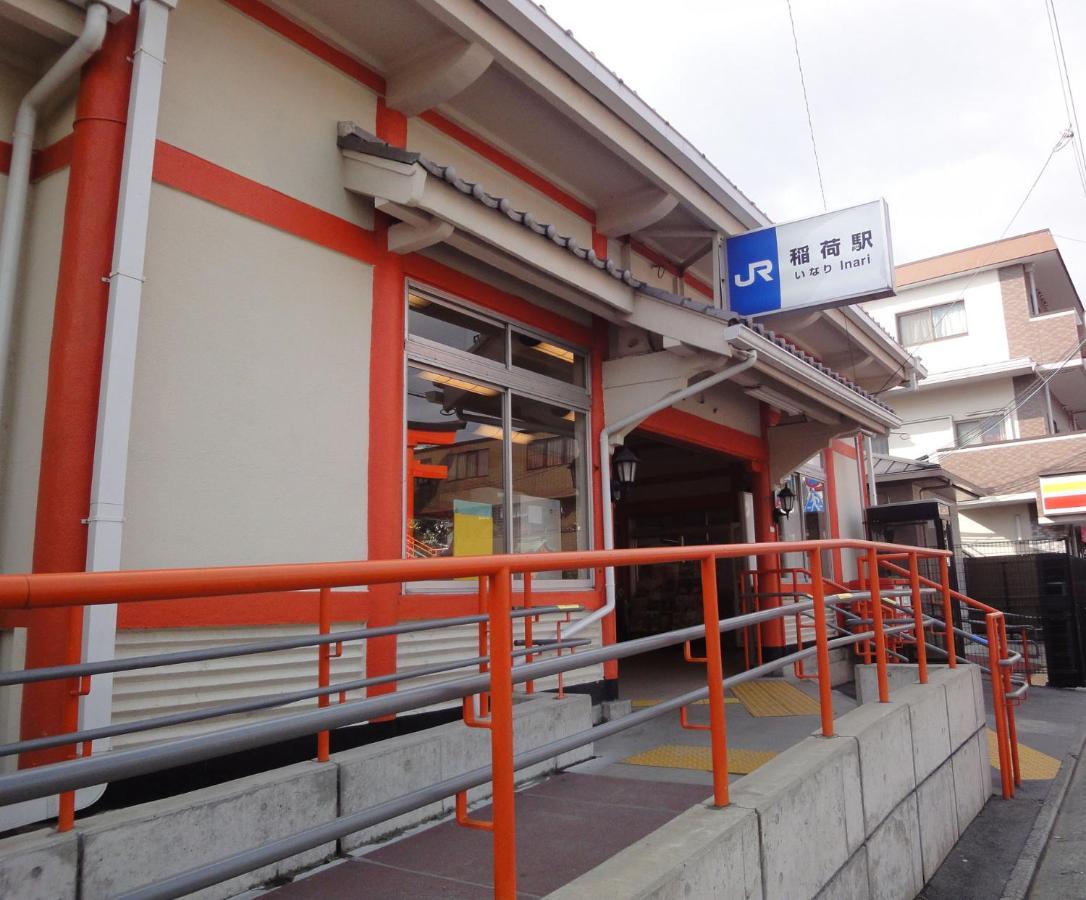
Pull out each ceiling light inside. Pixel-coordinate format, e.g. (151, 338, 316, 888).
(418, 371, 499, 397)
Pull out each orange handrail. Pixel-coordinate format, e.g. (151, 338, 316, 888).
(5, 537, 1021, 895)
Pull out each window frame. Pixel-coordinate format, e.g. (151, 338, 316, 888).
(953, 415, 1005, 448)
(896, 299, 968, 346)
(404, 282, 595, 593)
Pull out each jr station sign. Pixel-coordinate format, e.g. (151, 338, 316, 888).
(724, 199, 895, 317)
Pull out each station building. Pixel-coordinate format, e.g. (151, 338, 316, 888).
(0, 0, 923, 822)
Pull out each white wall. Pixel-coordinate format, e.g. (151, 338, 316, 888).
(834, 447, 864, 582)
(0, 171, 69, 572)
(121, 185, 372, 569)
(0, 60, 74, 573)
(887, 378, 1017, 459)
(863, 269, 1009, 375)
(158, 0, 378, 229)
(958, 504, 1031, 546)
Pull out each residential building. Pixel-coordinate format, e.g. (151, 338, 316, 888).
(862, 230, 1086, 553)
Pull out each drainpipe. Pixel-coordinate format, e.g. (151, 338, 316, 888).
(0, 3, 109, 426)
(564, 348, 758, 639)
(80, 0, 175, 785)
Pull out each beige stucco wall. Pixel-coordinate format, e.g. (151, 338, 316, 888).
(862, 269, 1009, 375)
(0, 170, 68, 573)
(121, 185, 372, 569)
(958, 504, 1031, 546)
(158, 0, 378, 229)
(833, 446, 864, 581)
(888, 378, 1018, 458)
(671, 381, 761, 438)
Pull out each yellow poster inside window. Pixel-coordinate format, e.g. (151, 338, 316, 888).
(453, 499, 493, 558)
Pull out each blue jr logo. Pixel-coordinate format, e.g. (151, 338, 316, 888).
(733, 260, 774, 287)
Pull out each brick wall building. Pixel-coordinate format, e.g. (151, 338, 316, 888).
(862, 231, 1086, 551)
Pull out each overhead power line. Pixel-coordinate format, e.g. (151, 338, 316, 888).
(875, 130, 1071, 398)
(1045, 0, 1086, 195)
(934, 332, 1086, 455)
(785, 0, 827, 212)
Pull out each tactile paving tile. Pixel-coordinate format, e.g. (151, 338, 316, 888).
(986, 728, 1060, 780)
(629, 698, 739, 709)
(622, 743, 778, 774)
(729, 679, 822, 717)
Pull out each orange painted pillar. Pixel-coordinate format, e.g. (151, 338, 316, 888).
(365, 103, 408, 702)
(21, 14, 138, 763)
(753, 400, 785, 658)
(821, 448, 843, 582)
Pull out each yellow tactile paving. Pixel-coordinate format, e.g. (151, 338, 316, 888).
(730, 680, 822, 717)
(629, 698, 739, 709)
(986, 729, 1061, 780)
(622, 743, 778, 775)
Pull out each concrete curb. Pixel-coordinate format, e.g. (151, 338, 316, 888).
(999, 719, 1086, 900)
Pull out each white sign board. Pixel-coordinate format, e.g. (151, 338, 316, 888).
(725, 199, 894, 317)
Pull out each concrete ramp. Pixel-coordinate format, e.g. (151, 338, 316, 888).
(271, 773, 712, 898)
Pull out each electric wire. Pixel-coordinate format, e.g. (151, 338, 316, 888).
(875, 129, 1072, 397)
(1045, 0, 1086, 195)
(785, 0, 827, 212)
(933, 331, 1086, 455)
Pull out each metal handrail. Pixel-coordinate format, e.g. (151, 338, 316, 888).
(0, 538, 1022, 900)
(0, 605, 582, 688)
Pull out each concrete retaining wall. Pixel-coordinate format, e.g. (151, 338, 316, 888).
(549, 665, 991, 900)
(0, 694, 591, 900)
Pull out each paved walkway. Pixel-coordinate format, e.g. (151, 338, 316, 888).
(264, 652, 841, 897)
(1029, 730, 1086, 898)
(920, 684, 1086, 900)
(271, 773, 711, 898)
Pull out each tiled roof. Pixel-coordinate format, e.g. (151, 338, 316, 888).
(338, 128, 893, 414)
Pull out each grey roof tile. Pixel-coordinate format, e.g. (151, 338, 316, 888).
(337, 125, 892, 414)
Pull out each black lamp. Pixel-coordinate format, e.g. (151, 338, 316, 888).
(611, 445, 639, 501)
(776, 484, 797, 519)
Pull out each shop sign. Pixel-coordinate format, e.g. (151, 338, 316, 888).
(803, 477, 825, 513)
(725, 199, 894, 317)
(1039, 472, 1086, 517)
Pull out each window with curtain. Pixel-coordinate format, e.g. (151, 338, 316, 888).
(405, 289, 591, 588)
(953, 417, 1004, 448)
(897, 300, 967, 346)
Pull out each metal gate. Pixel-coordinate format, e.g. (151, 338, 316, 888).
(962, 542, 1086, 688)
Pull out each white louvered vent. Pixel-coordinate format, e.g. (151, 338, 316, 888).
(397, 611, 603, 714)
(111, 624, 366, 749)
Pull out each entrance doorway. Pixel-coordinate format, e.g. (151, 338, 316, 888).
(612, 432, 753, 696)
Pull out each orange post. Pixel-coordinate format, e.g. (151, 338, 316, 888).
(999, 617, 1022, 787)
(699, 556, 730, 807)
(940, 556, 956, 668)
(478, 576, 490, 718)
(987, 613, 1013, 799)
(523, 572, 534, 695)
(1021, 627, 1032, 686)
(809, 552, 835, 737)
(908, 554, 928, 684)
(57, 604, 85, 831)
(488, 567, 517, 899)
(317, 587, 331, 762)
(867, 550, 890, 702)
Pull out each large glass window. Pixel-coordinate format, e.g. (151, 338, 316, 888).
(405, 287, 592, 588)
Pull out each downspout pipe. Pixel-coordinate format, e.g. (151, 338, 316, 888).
(0, 3, 110, 425)
(564, 348, 758, 639)
(80, 0, 175, 798)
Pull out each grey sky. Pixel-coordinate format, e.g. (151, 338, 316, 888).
(539, 0, 1086, 286)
